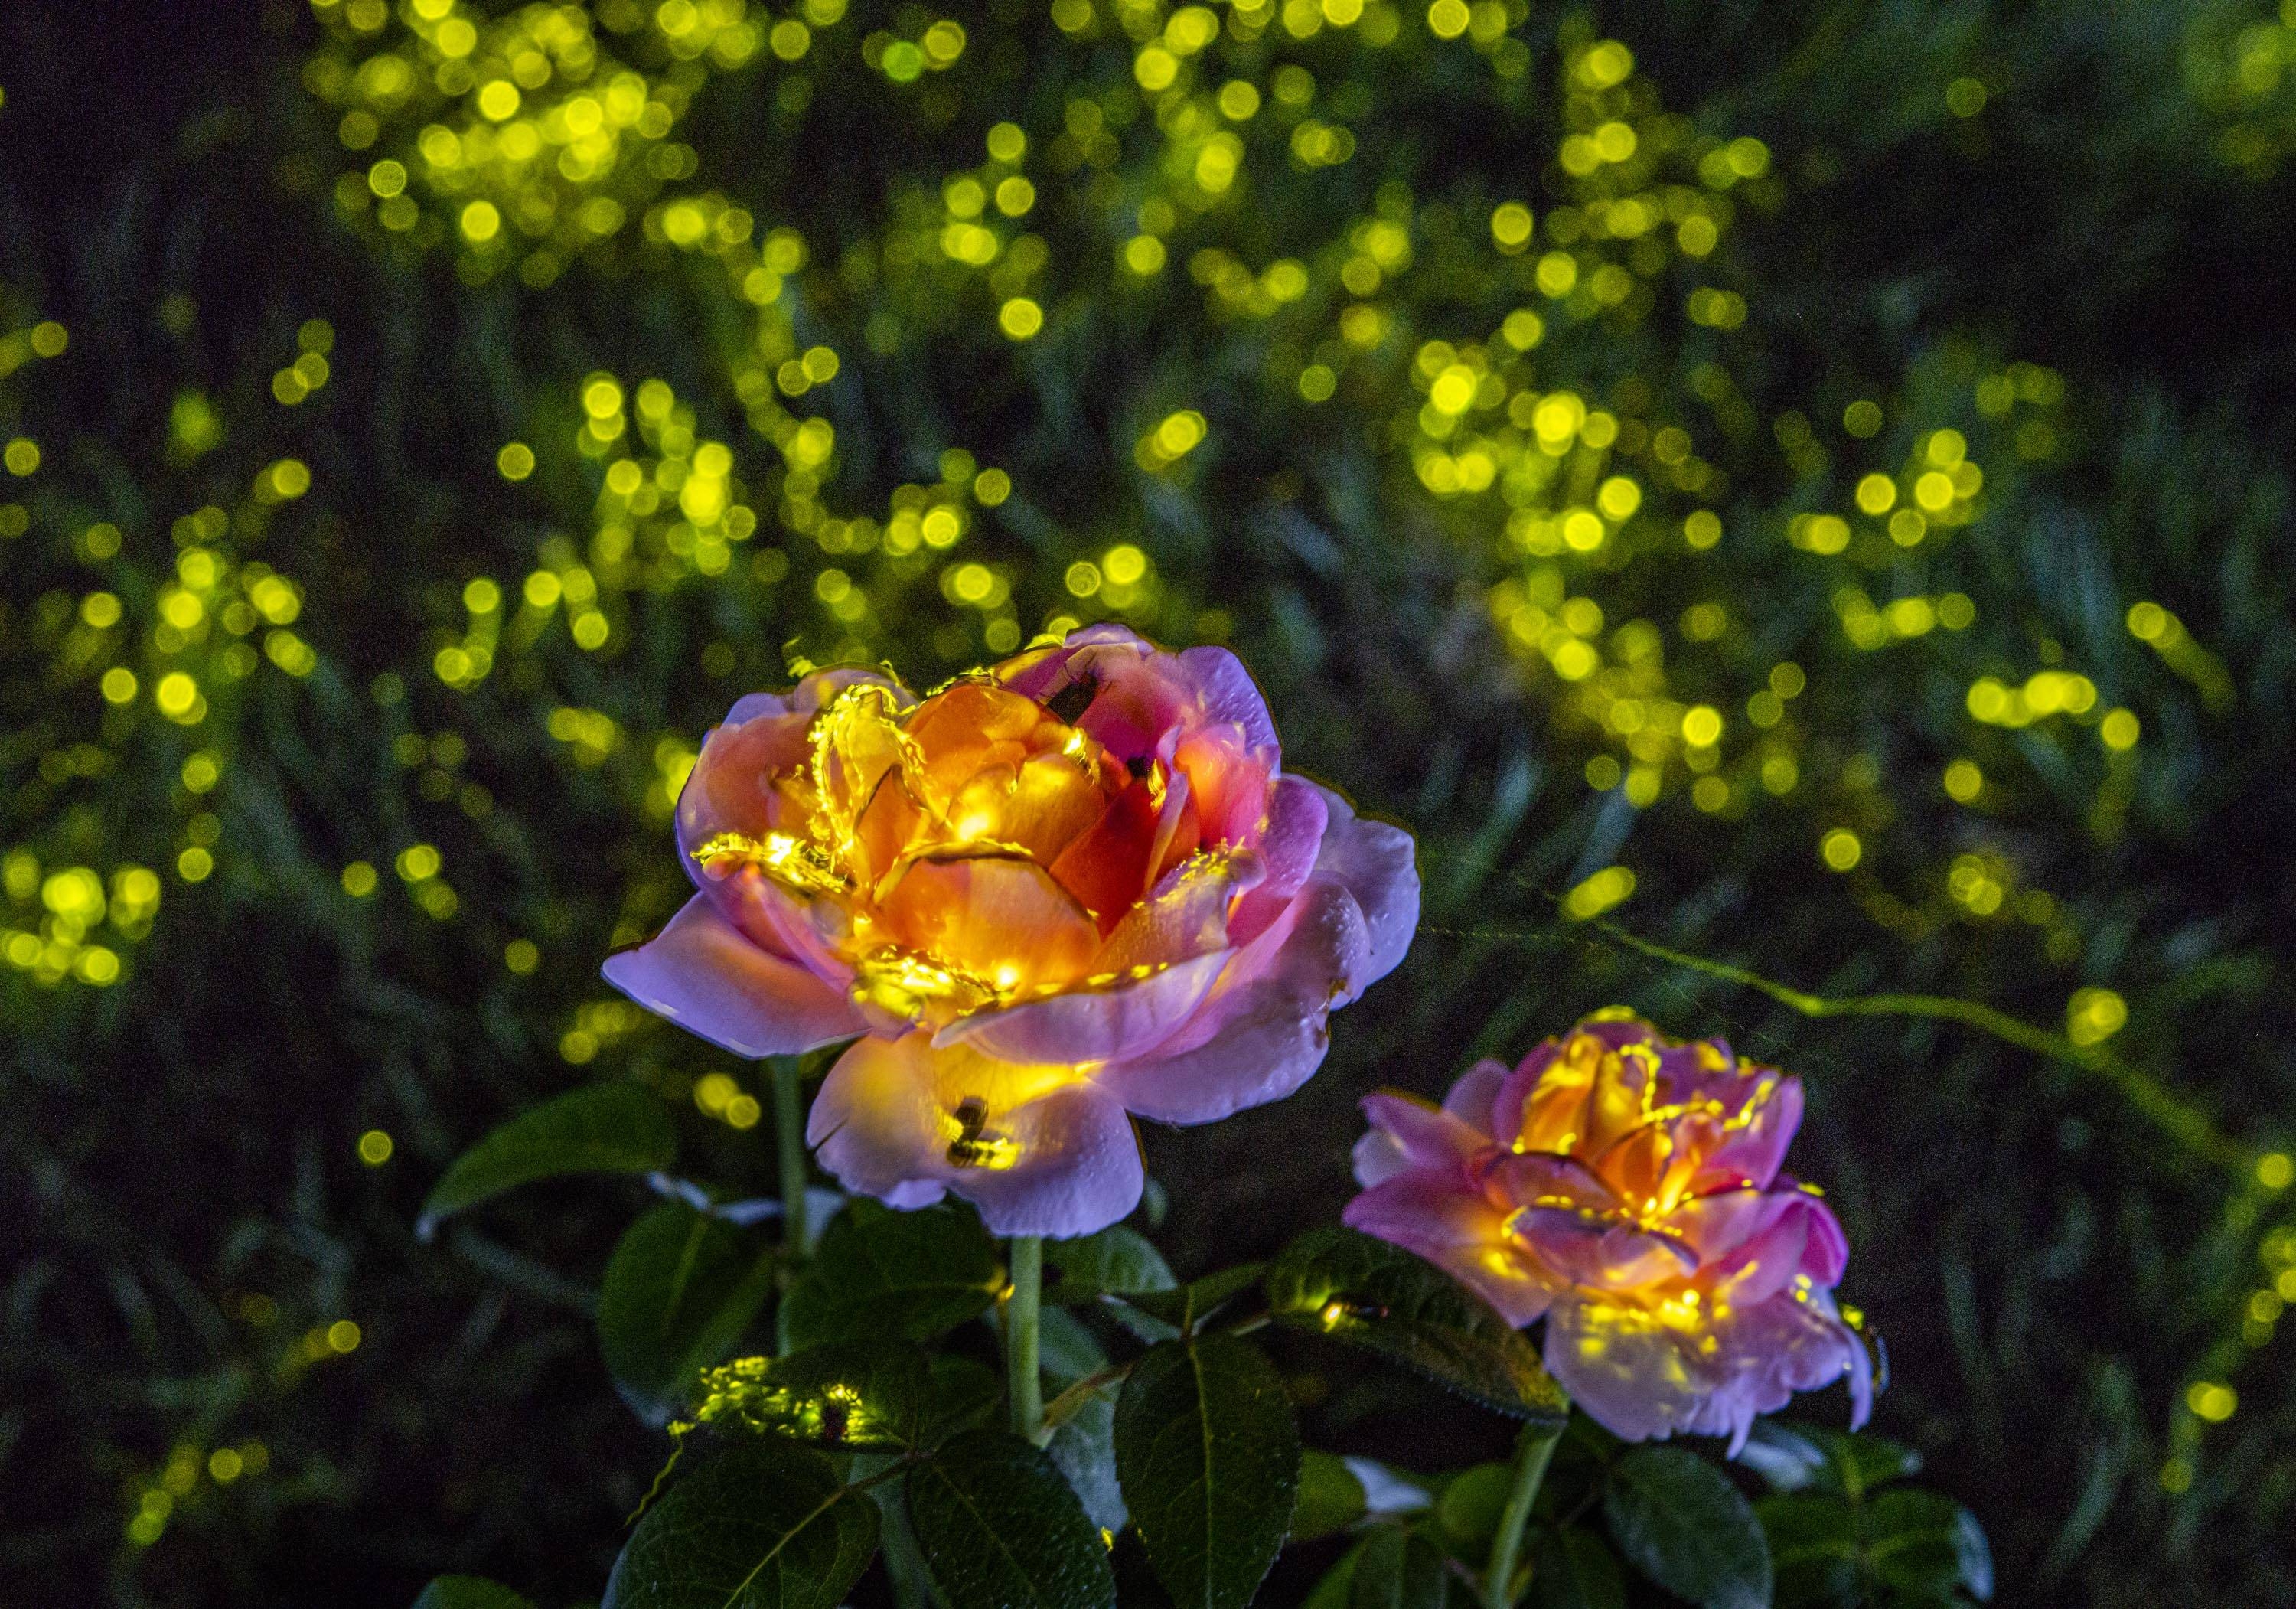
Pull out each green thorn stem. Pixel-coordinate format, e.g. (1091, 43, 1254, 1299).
(1484, 1419, 1564, 1609)
(772, 1057, 807, 1259)
(1006, 1235, 1047, 1445)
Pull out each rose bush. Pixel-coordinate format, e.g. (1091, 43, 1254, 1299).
(604, 624, 1419, 1235)
(1347, 1009, 1874, 1450)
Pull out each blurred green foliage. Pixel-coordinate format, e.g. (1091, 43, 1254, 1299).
(2, 0, 2293, 1602)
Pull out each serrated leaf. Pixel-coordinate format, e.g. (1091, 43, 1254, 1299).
(1115, 1334, 1301, 1609)
(1603, 1446, 1771, 1609)
(1528, 1527, 1626, 1609)
(1292, 1450, 1369, 1543)
(1119, 1263, 1267, 1333)
(907, 1429, 1118, 1609)
(1264, 1228, 1567, 1422)
(602, 1442, 879, 1609)
(598, 1203, 775, 1425)
(690, 1336, 928, 1450)
(778, 1199, 1003, 1352)
(411, 1578, 534, 1609)
(1347, 1527, 1447, 1609)
(419, 1084, 676, 1238)
(1046, 1226, 1176, 1304)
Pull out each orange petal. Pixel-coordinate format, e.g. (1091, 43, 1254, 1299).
(1049, 777, 1163, 926)
(878, 849, 1101, 988)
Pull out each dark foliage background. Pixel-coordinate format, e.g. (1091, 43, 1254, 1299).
(3, 0, 2291, 1602)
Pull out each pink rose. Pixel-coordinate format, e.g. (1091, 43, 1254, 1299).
(1345, 1011, 1873, 1451)
(605, 624, 1419, 1235)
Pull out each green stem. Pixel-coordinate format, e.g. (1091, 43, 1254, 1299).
(1485, 1420, 1564, 1609)
(1006, 1235, 1046, 1444)
(772, 1057, 807, 1259)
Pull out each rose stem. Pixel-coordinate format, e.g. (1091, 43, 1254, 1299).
(1006, 1235, 1047, 1444)
(1484, 1418, 1566, 1609)
(771, 1056, 807, 1260)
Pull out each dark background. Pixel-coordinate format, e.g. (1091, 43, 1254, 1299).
(4, 0, 2292, 1602)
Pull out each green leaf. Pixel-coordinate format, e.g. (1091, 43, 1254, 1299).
(1603, 1446, 1772, 1609)
(1528, 1528, 1626, 1609)
(419, 1084, 677, 1238)
(1741, 1423, 1919, 1500)
(1264, 1228, 1567, 1422)
(920, 1354, 1004, 1447)
(1292, 1450, 1370, 1544)
(1347, 1527, 1448, 1609)
(906, 1429, 1118, 1609)
(1755, 1493, 1859, 1607)
(690, 1336, 928, 1451)
(778, 1199, 1003, 1352)
(1867, 1489, 1993, 1600)
(1115, 1333, 1302, 1609)
(1303, 1541, 1368, 1609)
(1046, 1226, 1176, 1304)
(1041, 1303, 1110, 1379)
(411, 1578, 535, 1609)
(1433, 1461, 1512, 1555)
(602, 1442, 880, 1609)
(1047, 1376, 1128, 1533)
(1120, 1263, 1266, 1333)
(597, 1203, 775, 1425)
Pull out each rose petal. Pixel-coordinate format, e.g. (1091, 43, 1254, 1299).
(806, 1033, 1143, 1236)
(1342, 1173, 1553, 1327)
(1543, 1297, 1714, 1444)
(954, 1081, 1145, 1237)
(934, 948, 1231, 1065)
(1225, 777, 1328, 946)
(1048, 776, 1163, 925)
(1442, 1059, 1508, 1136)
(1094, 847, 1262, 973)
(602, 895, 863, 1059)
(878, 850, 1101, 988)
(1358, 1091, 1490, 1177)
(1176, 644, 1280, 755)
(1691, 1075, 1805, 1193)
(1099, 877, 1368, 1124)
(1306, 780, 1420, 995)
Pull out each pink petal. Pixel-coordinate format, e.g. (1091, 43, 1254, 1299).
(1306, 781, 1420, 994)
(1691, 1075, 1805, 1193)
(1342, 1173, 1553, 1327)
(1442, 1059, 1508, 1135)
(1684, 1288, 1870, 1452)
(954, 1081, 1145, 1237)
(1098, 878, 1367, 1124)
(1176, 644, 1279, 754)
(1358, 1091, 1490, 1175)
(1662, 1187, 1796, 1265)
(1491, 1043, 1571, 1152)
(1512, 1209, 1699, 1291)
(1479, 1150, 1618, 1216)
(1094, 849, 1261, 972)
(1542, 1298, 1712, 1444)
(602, 895, 863, 1059)
(806, 1033, 1146, 1237)
(1226, 778, 1329, 946)
(932, 948, 1230, 1064)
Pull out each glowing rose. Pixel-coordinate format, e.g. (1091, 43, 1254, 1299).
(605, 624, 1419, 1235)
(1345, 1010, 1872, 1450)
